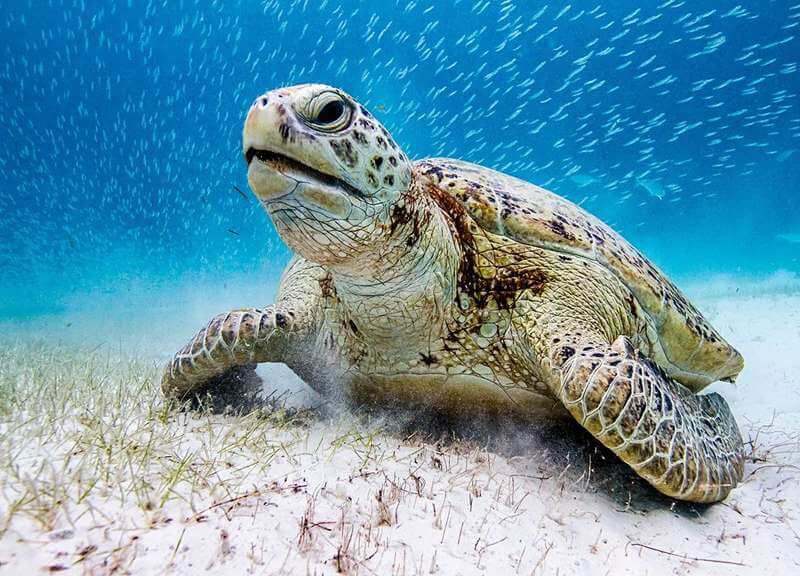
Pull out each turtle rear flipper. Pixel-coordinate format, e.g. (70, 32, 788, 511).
(551, 335, 745, 503)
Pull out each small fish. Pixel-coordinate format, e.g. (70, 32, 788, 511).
(227, 228, 240, 236)
(777, 149, 797, 162)
(570, 174, 597, 188)
(636, 178, 666, 200)
(777, 232, 800, 244)
(232, 185, 251, 203)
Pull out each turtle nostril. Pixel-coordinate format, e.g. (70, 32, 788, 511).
(254, 96, 268, 108)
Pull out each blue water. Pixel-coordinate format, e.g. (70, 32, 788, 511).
(1, 0, 798, 320)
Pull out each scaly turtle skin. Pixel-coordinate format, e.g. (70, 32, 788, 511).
(162, 84, 745, 503)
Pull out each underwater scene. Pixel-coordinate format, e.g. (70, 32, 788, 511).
(1, 1, 799, 574)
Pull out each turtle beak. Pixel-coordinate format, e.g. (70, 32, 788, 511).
(243, 94, 275, 162)
(242, 98, 293, 203)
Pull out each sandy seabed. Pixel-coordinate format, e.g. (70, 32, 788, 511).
(0, 274, 798, 575)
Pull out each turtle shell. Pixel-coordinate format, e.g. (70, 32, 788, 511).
(415, 158, 743, 390)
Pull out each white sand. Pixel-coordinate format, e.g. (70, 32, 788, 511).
(0, 275, 798, 574)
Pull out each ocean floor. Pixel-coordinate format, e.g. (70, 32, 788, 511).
(0, 273, 798, 575)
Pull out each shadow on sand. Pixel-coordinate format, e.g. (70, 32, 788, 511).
(182, 364, 718, 520)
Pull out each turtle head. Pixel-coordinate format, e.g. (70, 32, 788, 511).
(243, 84, 413, 267)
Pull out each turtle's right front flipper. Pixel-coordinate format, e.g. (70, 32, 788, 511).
(161, 306, 293, 400)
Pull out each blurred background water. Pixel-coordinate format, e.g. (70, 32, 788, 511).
(1, 0, 798, 336)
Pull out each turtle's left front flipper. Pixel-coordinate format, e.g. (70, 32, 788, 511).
(549, 335, 745, 503)
(161, 306, 292, 401)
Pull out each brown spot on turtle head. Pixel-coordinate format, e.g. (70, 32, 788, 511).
(329, 138, 359, 168)
(366, 171, 379, 189)
(279, 123, 291, 142)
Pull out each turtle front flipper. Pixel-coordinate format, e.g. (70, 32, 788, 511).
(550, 335, 745, 503)
(161, 306, 292, 400)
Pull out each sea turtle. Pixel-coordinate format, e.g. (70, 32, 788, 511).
(162, 84, 745, 503)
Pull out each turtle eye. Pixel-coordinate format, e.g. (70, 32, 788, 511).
(317, 100, 344, 124)
(302, 92, 351, 132)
